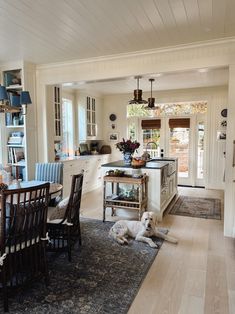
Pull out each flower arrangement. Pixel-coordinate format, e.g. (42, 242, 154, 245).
(116, 138, 140, 154)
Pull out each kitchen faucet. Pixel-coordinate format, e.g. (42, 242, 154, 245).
(145, 141, 159, 159)
(146, 141, 158, 150)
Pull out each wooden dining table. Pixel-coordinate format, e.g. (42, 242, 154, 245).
(5, 180, 63, 205)
(7, 180, 63, 197)
(0, 181, 63, 211)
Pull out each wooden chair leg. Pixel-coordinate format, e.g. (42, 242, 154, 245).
(2, 273, 9, 312)
(78, 223, 82, 245)
(67, 228, 72, 262)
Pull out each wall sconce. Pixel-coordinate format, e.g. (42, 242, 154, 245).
(0, 85, 32, 114)
(20, 91, 32, 115)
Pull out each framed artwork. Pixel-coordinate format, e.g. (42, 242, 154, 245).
(109, 132, 119, 142)
(217, 131, 226, 140)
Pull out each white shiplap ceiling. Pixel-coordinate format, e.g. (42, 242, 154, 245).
(0, 0, 235, 65)
(0, 0, 233, 94)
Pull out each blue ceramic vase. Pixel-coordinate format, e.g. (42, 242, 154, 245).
(123, 152, 132, 165)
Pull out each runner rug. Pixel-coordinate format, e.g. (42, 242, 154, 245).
(9, 218, 165, 314)
(169, 195, 221, 220)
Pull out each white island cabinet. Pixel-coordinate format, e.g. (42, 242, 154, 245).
(101, 158, 178, 221)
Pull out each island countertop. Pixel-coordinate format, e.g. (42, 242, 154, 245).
(101, 160, 169, 169)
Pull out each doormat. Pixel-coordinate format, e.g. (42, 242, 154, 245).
(8, 219, 165, 314)
(169, 195, 221, 220)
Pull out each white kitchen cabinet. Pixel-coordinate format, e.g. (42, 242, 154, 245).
(62, 154, 110, 197)
(78, 93, 103, 142)
(46, 85, 62, 141)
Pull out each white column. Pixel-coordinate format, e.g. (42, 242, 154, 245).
(224, 63, 235, 237)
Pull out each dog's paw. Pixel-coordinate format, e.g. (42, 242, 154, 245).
(149, 242, 158, 248)
(117, 239, 125, 245)
(123, 238, 129, 244)
(167, 236, 178, 244)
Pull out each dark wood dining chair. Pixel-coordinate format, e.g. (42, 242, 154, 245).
(0, 182, 50, 312)
(46, 173, 83, 262)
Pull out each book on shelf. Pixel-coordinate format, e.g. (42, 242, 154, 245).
(5, 113, 13, 126)
(8, 131, 24, 145)
(6, 84, 22, 89)
(8, 137, 23, 145)
(8, 147, 25, 164)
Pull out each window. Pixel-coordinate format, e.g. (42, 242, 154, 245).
(62, 98, 74, 156)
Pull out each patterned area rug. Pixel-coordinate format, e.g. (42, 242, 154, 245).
(169, 195, 221, 220)
(9, 219, 165, 314)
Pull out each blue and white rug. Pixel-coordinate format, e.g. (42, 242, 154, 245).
(169, 196, 221, 220)
(9, 218, 165, 314)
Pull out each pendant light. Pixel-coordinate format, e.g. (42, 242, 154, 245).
(129, 76, 147, 104)
(145, 78, 160, 113)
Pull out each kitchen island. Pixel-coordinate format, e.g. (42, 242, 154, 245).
(101, 158, 178, 221)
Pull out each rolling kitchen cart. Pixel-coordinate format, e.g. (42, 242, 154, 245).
(103, 174, 148, 221)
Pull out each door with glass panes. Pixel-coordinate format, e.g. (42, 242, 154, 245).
(139, 116, 206, 187)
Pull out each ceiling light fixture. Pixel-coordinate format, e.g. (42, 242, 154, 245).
(0, 85, 31, 114)
(147, 78, 155, 108)
(144, 78, 161, 114)
(129, 76, 147, 104)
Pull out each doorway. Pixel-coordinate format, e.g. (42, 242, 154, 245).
(138, 115, 206, 187)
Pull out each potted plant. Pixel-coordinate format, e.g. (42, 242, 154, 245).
(116, 138, 140, 165)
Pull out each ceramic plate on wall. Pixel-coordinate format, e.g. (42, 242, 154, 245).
(109, 114, 117, 121)
(221, 109, 227, 117)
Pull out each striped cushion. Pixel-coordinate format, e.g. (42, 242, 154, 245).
(35, 163, 63, 184)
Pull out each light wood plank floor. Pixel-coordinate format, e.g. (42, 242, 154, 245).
(81, 187, 235, 314)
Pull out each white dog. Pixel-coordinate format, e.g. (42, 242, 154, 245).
(109, 211, 178, 248)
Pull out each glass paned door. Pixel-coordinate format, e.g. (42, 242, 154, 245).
(142, 129, 160, 158)
(195, 121, 205, 186)
(169, 127, 190, 179)
(168, 117, 205, 187)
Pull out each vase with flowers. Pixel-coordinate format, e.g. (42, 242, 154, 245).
(116, 138, 140, 165)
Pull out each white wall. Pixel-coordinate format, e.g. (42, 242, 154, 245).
(35, 39, 235, 236)
(102, 86, 228, 190)
(224, 64, 235, 237)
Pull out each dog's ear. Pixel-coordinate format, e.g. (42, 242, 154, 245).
(150, 212, 158, 226)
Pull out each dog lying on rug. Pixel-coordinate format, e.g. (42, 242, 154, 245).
(109, 211, 178, 248)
